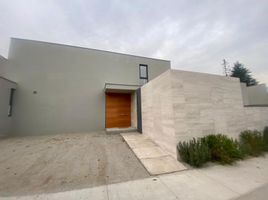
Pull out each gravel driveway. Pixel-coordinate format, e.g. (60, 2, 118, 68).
(0, 132, 149, 197)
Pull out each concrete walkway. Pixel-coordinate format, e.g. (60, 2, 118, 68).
(234, 183, 268, 200)
(121, 132, 187, 175)
(2, 155, 267, 200)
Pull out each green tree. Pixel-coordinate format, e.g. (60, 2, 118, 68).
(230, 62, 258, 86)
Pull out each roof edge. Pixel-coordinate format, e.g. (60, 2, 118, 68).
(10, 37, 171, 62)
(0, 54, 7, 60)
(170, 68, 240, 81)
(0, 76, 17, 84)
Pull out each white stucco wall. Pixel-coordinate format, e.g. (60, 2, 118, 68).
(141, 69, 268, 158)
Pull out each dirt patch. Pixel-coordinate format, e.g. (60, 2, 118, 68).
(0, 132, 149, 197)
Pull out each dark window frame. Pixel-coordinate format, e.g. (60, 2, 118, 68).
(139, 64, 148, 81)
(8, 88, 15, 117)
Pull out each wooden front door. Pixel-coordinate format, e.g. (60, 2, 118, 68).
(105, 93, 131, 128)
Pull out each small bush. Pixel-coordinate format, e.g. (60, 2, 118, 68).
(203, 134, 242, 164)
(263, 127, 268, 151)
(178, 128, 268, 168)
(177, 138, 210, 167)
(239, 130, 264, 156)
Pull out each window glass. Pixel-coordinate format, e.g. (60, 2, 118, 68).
(140, 65, 147, 78)
(139, 64, 148, 85)
(8, 88, 15, 117)
(140, 79, 148, 85)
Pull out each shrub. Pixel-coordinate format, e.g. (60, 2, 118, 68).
(239, 130, 264, 156)
(178, 128, 268, 168)
(202, 134, 242, 164)
(177, 138, 210, 167)
(263, 127, 268, 151)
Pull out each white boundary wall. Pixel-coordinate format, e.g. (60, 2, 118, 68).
(141, 69, 268, 158)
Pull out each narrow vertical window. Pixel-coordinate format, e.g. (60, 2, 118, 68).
(8, 88, 15, 117)
(139, 64, 148, 85)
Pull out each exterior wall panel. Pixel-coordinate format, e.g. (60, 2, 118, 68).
(4, 38, 170, 135)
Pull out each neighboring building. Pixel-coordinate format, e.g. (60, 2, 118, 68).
(0, 38, 170, 135)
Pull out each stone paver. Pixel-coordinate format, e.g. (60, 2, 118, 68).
(125, 138, 157, 149)
(141, 156, 187, 175)
(132, 146, 168, 159)
(121, 132, 187, 175)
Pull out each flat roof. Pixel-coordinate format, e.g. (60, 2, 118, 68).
(0, 76, 17, 84)
(11, 38, 171, 62)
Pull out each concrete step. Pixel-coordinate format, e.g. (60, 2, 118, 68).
(106, 127, 138, 134)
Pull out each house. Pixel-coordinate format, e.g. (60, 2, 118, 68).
(0, 38, 268, 157)
(0, 38, 170, 135)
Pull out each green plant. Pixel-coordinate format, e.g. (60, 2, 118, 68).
(263, 127, 268, 151)
(177, 138, 210, 167)
(178, 128, 268, 168)
(230, 61, 258, 86)
(203, 134, 242, 164)
(239, 130, 264, 156)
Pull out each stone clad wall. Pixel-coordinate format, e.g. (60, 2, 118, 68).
(171, 70, 247, 142)
(244, 107, 268, 130)
(141, 70, 177, 156)
(141, 69, 268, 158)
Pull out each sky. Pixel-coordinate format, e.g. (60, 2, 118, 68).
(0, 0, 268, 84)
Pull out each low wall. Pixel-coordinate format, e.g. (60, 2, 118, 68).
(141, 69, 268, 158)
(241, 83, 268, 106)
(0, 77, 17, 135)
